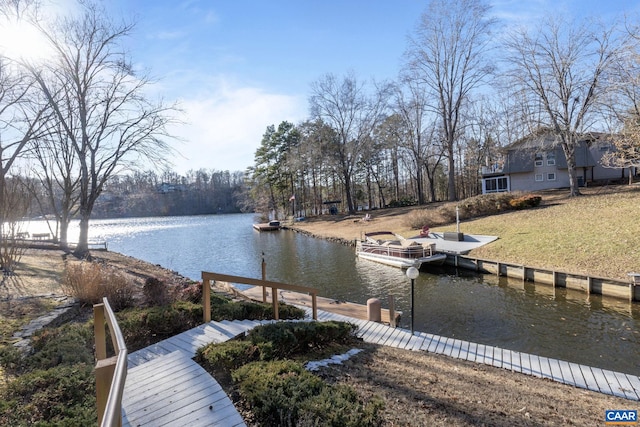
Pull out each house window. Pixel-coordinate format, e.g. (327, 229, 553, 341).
(535, 174, 543, 182)
(599, 144, 611, 151)
(546, 151, 556, 166)
(484, 177, 508, 193)
(534, 153, 543, 167)
(547, 173, 556, 181)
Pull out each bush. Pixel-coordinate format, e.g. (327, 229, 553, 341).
(196, 340, 272, 385)
(0, 364, 96, 426)
(211, 300, 305, 322)
(28, 323, 94, 371)
(62, 261, 135, 310)
(509, 194, 542, 209)
(116, 300, 203, 351)
(403, 192, 543, 230)
(232, 360, 326, 425)
(248, 321, 357, 359)
(298, 384, 383, 427)
(143, 277, 172, 306)
(233, 360, 382, 427)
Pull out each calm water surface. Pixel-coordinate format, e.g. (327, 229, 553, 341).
(24, 213, 640, 375)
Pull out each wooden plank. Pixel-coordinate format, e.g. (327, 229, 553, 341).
(602, 370, 626, 399)
(416, 333, 435, 352)
(536, 356, 553, 380)
(579, 366, 600, 393)
(474, 343, 487, 364)
(625, 374, 640, 398)
(520, 352, 532, 376)
(385, 328, 407, 348)
(464, 342, 478, 362)
(528, 354, 543, 378)
(490, 347, 503, 369)
(378, 325, 400, 346)
(589, 367, 613, 395)
(613, 372, 638, 400)
(501, 349, 513, 371)
(482, 345, 495, 366)
(406, 334, 426, 351)
(557, 360, 574, 385)
(426, 335, 442, 353)
(569, 363, 587, 389)
(360, 322, 387, 343)
(547, 358, 564, 382)
(457, 340, 471, 361)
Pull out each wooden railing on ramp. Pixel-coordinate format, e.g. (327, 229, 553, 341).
(94, 297, 128, 427)
(201, 271, 318, 321)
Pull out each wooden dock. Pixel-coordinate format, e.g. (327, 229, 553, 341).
(240, 285, 401, 325)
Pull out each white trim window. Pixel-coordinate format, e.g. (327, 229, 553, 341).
(547, 172, 556, 181)
(535, 173, 544, 182)
(484, 176, 509, 193)
(546, 151, 556, 166)
(534, 153, 543, 167)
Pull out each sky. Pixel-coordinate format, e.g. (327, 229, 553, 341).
(4, 0, 640, 175)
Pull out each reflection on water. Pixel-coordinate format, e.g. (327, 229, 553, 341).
(21, 213, 640, 375)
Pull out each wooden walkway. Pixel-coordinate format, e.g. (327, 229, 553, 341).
(121, 308, 640, 426)
(307, 307, 640, 401)
(122, 319, 271, 427)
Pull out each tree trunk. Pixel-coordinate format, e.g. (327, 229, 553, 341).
(447, 145, 456, 201)
(73, 209, 91, 257)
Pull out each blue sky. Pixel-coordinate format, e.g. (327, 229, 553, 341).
(8, 0, 640, 174)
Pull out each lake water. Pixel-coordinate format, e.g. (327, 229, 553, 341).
(23, 213, 640, 375)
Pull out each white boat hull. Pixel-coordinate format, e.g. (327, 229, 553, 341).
(356, 251, 447, 269)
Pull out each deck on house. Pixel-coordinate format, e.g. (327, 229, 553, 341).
(121, 308, 640, 426)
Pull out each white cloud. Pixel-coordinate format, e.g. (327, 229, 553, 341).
(166, 77, 307, 174)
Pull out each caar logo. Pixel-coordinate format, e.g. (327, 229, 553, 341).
(605, 410, 638, 425)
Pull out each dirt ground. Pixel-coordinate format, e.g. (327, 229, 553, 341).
(2, 248, 637, 426)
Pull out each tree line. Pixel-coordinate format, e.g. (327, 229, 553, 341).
(248, 0, 640, 219)
(2, 0, 640, 267)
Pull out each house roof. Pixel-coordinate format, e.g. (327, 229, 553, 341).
(501, 129, 611, 173)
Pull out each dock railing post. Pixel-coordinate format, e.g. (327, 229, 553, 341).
(261, 254, 267, 303)
(202, 274, 211, 323)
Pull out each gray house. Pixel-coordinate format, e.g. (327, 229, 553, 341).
(481, 130, 626, 194)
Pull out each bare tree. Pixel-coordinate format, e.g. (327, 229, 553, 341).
(309, 72, 390, 214)
(29, 120, 81, 248)
(503, 16, 629, 196)
(30, 1, 176, 256)
(601, 116, 640, 183)
(404, 0, 496, 201)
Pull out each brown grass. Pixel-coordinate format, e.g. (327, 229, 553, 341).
(62, 261, 135, 310)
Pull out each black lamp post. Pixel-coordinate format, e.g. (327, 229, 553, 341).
(406, 266, 419, 334)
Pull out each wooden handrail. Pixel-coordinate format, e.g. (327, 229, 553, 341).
(94, 297, 128, 427)
(201, 271, 318, 322)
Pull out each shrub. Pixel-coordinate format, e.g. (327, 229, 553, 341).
(62, 261, 135, 310)
(28, 323, 94, 370)
(196, 340, 272, 385)
(248, 321, 357, 359)
(232, 360, 382, 427)
(509, 194, 542, 209)
(0, 364, 96, 425)
(232, 360, 325, 425)
(211, 300, 305, 322)
(298, 384, 384, 427)
(143, 277, 172, 306)
(116, 300, 203, 351)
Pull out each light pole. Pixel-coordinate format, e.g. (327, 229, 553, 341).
(406, 266, 419, 334)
